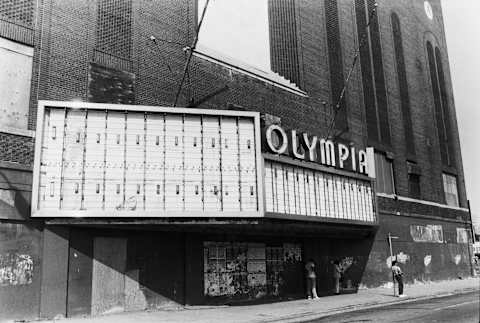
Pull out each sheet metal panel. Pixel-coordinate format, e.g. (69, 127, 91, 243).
(83, 110, 106, 210)
(125, 113, 145, 211)
(145, 113, 164, 211)
(264, 160, 375, 222)
(238, 118, 257, 211)
(315, 172, 326, 217)
(164, 114, 184, 211)
(202, 116, 221, 211)
(33, 102, 262, 217)
(305, 170, 314, 216)
(220, 117, 240, 211)
(184, 115, 203, 211)
(39, 109, 64, 210)
(286, 166, 295, 214)
(296, 169, 306, 216)
(264, 161, 274, 213)
(104, 112, 125, 211)
(61, 110, 86, 210)
(274, 163, 285, 214)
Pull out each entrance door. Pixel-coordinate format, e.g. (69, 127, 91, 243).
(91, 237, 127, 315)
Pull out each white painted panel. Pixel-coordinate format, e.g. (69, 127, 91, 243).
(358, 183, 366, 221)
(286, 166, 295, 214)
(274, 163, 285, 214)
(336, 178, 344, 219)
(184, 115, 202, 211)
(344, 180, 352, 220)
(264, 161, 273, 213)
(165, 114, 184, 211)
(221, 117, 240, 211)
(351, 180, 359, 221)
(145, 114, 164, 211)
(326, 175, 335, 218)
(104, 112, 125, 211)
(366, 185, 374, 221)
(203, 116, 221, 211)
(125, 113, 145, 211)
(315, 173, 326, 217)
(296, 168, 307, 215)
(39, 109, 65, 209)
(62, 110, 85, 210)
(84, 111, 106, 210)
(305, 170, 314, 216)
(238, 118, 256, 211)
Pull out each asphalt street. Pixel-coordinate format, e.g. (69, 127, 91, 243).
(308, 290, 480, 323)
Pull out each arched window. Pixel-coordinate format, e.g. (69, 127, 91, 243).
(426, 41, 453, 167)
(391, 13, 415, 157)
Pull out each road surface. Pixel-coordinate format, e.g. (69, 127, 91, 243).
(308, 290, 479, 323)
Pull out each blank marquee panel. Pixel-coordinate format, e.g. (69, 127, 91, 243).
(33, 103, 262, 217)
(264, 160, 376, 222)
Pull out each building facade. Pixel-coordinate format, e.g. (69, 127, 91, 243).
(0, 0, 473, 321)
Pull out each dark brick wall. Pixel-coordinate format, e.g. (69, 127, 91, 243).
(22, 0, 468, 216)
(0, 133, 34, 167)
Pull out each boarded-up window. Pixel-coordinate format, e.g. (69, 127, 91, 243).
(442, 173, 459, 207)
(456, 228, 469, 244)
(203, 242, 302, 298)
(0, 38, 33, 130)
(410, 224, 443, 243)
(374, 153, 395, 194)
(88, 62, 135, 104)
(408, 173, 421, 199)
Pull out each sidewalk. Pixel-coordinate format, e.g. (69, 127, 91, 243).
(41, 277, 479, 323)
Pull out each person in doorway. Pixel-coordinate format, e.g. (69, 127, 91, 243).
(305, 259, 319, 299)
(333, 260, 343, 295)
(391, 260, 406, 297)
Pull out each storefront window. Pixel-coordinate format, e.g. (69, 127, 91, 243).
(203, 242, 302, 299)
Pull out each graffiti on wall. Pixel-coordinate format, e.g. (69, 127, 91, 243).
(203, 242, 302, 299)
(0, 253, 33, 286)
(410, 225, 443, 243)
(386, 251, 410, 267)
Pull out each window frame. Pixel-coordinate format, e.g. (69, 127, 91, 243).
(442, 173, 459, 207)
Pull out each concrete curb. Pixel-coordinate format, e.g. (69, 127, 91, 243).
(272, 288, 479, 323)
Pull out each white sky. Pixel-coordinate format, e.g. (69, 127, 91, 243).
(442, 0, 480, 225)
(197, 0, 270, 71)
(197, 0, 480, 225)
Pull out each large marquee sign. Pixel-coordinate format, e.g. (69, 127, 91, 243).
(263, 124, 375, 177)
(32, 101, 263, 217)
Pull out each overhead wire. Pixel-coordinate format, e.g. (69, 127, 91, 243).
(325, 2, 378, 139)
(173, 0, 211, 107)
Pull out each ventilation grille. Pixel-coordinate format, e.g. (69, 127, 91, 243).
(0, 0, 34, 27)
(324, 0, 348, 133)
(391, 13, 415, 157)
(355, 0, 378, 142)
(268, 0, 301, 87)
(96, 0, 133, 59)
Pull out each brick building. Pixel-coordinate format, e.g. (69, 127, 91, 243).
(0, 0, 473, 321)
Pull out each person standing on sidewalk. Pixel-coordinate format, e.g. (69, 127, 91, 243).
(391, 260, 406, 297)
(305, 259, 319, 299)
(333, 260, 343, 295)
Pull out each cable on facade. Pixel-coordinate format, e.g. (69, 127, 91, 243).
(325, 2, 378, 140)
(173, 0, 211, 107)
